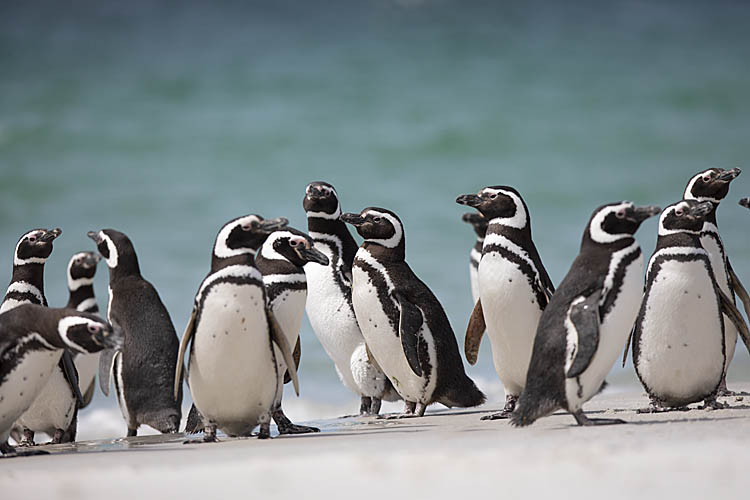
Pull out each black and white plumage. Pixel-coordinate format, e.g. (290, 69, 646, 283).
(1, 228, 82, 447)
(256, 227, 328, 434)
(0, 305, 122, 456)
(174, 215, 300, 441)
(456, 187, 554, 419)
(683, 167, 749, 394)
(511, 202, 660, 427)
(88, 229, 182, 437)
(303, 182, 399, 416)
(631, 200, 750, 411)
(66, 251, 102, 409)
(341, 207, 486, 417)
(461, 212, 488, 304)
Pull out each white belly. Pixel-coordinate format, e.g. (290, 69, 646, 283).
(565, 255, 644, 410)
(1, 349, 62, 437)
(702, 235, 737, 369)
(478, 253, 543, 396)
(268, 288, 306, 402)
(635, 260, 724, 406)
(75, 352, 101, 401)
(16, 364, 76, 434)
(188, 283, 278, 436)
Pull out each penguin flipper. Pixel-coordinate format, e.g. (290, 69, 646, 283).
(284, 337, 302, 385)
(61, 350, 84, 405)
(393, 290, 424, 377)
(175, 306, 197, 400)
(267, 308, 300, 396)
(98, 348, 118, 397)
(566, 291, 601, 379)
(728, 263, 750, 322)
(464, 299, 485, 365)
(718, 288, 750, 354)
(80, 379, 96, 409)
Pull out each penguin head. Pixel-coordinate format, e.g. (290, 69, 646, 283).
(684, 167, 741, 204)
(87, 229, 137, 270)
(67, 251, 100, 291)
(57, 313, 123, 354)
(213, 214, 289, 259)
(740, 197, 750, 210)
(461, 212, 489, 238)
(260, 228, 329, 267)
(304, 181, 342, 219)
(657, 200, 714, 236)
(587, 202, 661, 244)
(456, 186, 529, 229)
(340, 208, 405, 249)
(13, 228, 62, 266)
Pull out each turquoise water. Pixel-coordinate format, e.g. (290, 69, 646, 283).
(1, 1, 750, 424)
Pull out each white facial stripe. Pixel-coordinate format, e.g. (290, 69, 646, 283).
(99, 232, 119, 268)
(214, 215, 261, 259)
(364, 210, 403, 248)
(683, 170, 721, 203)
(76, 297, 98, 312)
(197, 264, 262, 301)
(58, 316, 102, 353)
(68, 252, 95, 291)
(260, 231, 291, 262)
(657, 202, 701, 236)
(13, 230, 47, 266)
(589, 202, 633, 244)
(483, 189, 527, 229)
(647, 246, 707, 278)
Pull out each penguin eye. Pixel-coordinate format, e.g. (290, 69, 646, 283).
(241, 221, 256, 231)
(28, 235, 37, 243)
(489, 193, 497, 200)
(702, 174, 712, 182)
(616, 209, 626, 219)
(87, 324, 100, 334)
(373, 217, 382, 223)
(675, 208, 684, 217)
(289, 240, 299, 248)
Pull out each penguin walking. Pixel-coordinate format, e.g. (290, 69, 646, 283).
(174, 215, 300, 441)
(1, 305, 122, 457)
(65, 251, 102, 408)
(2, 228, 83, 446)
(630, 200, 750, 411)
(456, 187, 554, 419)
(88, 229, 182, 436)
(341, 207, 486, 417)
(511, 202, 660, 427)
(256, 227, 329, 434)
(461, 212, 488, 304)
(303, 182, 399, 416)
(683, 167, 749, 395)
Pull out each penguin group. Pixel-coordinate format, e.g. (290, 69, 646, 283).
(1, 168, 750, 457)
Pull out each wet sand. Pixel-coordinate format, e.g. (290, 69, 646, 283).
(2, 384, 750, 500)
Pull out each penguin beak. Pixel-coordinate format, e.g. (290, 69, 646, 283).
(739, 197, 750, 210)
(718, 168, 741, 182)
(689, 201, 714, 218)
(629, 205, 661, 223)
(40, 228, 62, 242)
(456, 194, 482, 208)
(259, 217, 288, 233)
(306, 184, 326, 199)
(461, 212, 485, 225)
(298, 246, 329, 266)
(84, 253, 101, 268)
(101, 322, 125, 350)
(87, 231, 103, 244)
(340, 213, 366, 226)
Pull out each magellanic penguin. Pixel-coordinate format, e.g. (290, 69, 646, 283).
(511, 202, 660, 427)
(341, 207, 486, 417)
(630, 200, 750, 411)
(683, 167, 749, 395)
(174, 215, 301, 441)
(456, 187, 554, 419)
(65, 251, 102, 409)
(0, 305, 122, 457)
(461, 212, 488, 304)
(256, 227, 329, 434)
(303, 182, 400, 416)
(88, 229, 182, 436)
(2, 228, 83, 447)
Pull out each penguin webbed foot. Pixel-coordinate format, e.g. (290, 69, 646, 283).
(481, 395, 517, 421)
(50, 428, 65, 444)
(17, 429, 35, 447)
(378, 400, 419, 419)
(257, 422, 271, 440)
(368, 397, 382, 416)
(572, 410, 625, 426)
(183, 425, 218, 444)
(699, 396, 728, 411)
(273, 409, 320, 434)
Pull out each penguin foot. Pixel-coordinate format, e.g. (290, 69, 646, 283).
(377, 400, 417, 419)
(368, 397, 382, 416)
(359, 396, 372, 416)
(17, 429, 35, 447)
(572, 410, 625, 426)
(278, 423, 321, 434)
(379, 413, 418, 420)
(480, 410, 513, 420)
(699, 398, 728, 411)
(50, 428, 65, 444)
(126, 428, 137, 437)
(0, 449, 50, 458)
(482, 395, 518, 420)
(184, 424, 218, 444)
(257, 422, 271, 439)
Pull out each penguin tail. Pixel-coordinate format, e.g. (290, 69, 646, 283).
(439, 376, 486, 408)
(509, 393, 558, 428)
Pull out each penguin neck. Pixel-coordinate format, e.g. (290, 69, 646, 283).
(67, 285, 95, 310)
(486, 221, 529, 246)
(211, 252, 257, 273)
(656, 231, 703, 251)
(362, 241, 405, 262)
(581, 234, 635, 254)
(107, 251, 141, 282)
(307, 216, 358, 257)
(10, 262, 46, 294)
(473, 237, 484, 253)
(256, 255, 303, 277)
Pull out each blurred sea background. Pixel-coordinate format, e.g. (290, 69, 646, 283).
(1, 0, 749, 438)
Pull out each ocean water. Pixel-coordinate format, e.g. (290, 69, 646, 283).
(1, 0, 749, 436)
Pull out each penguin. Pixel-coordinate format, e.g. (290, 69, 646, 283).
(1, 228, 83, 446)
(630, 200, 750, 411)
(740, 197, 750, 210)
(88, 229, 182, 436)
(173, 215, 300, 441)
(65, 251, 102, 409)
(461, 212, 488, 304)
(0, 304, 122, 457)
(456, 187, 554, 419)
(255, 227, 329, 434)
(511, 202, 660, 427)
(341, 207, 486, 417)
(303, 182, 399, 416)
(683, 167, 749, 395)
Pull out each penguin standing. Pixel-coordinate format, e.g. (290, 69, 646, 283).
(0, 305, 122, 456)
(456, 187, 554, 419)
(341, 207, 486, 417)
(88, 229, 182, 436)
(256, 227, 329, 434)
(174, 215, 300, 441)
(461, 212, 488, 304)
(303, 182, 399, 416)
(2, 228, 83, 446)
(631, 200, 750, 411)
(683, 167, 749, 394)
(511, 202, 660, 427)
(65, 251, 102, 408)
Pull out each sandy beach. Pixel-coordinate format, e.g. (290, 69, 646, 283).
(2, 384, 750, 500)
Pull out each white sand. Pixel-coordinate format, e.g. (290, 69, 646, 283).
(2, 385, 750, 500)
